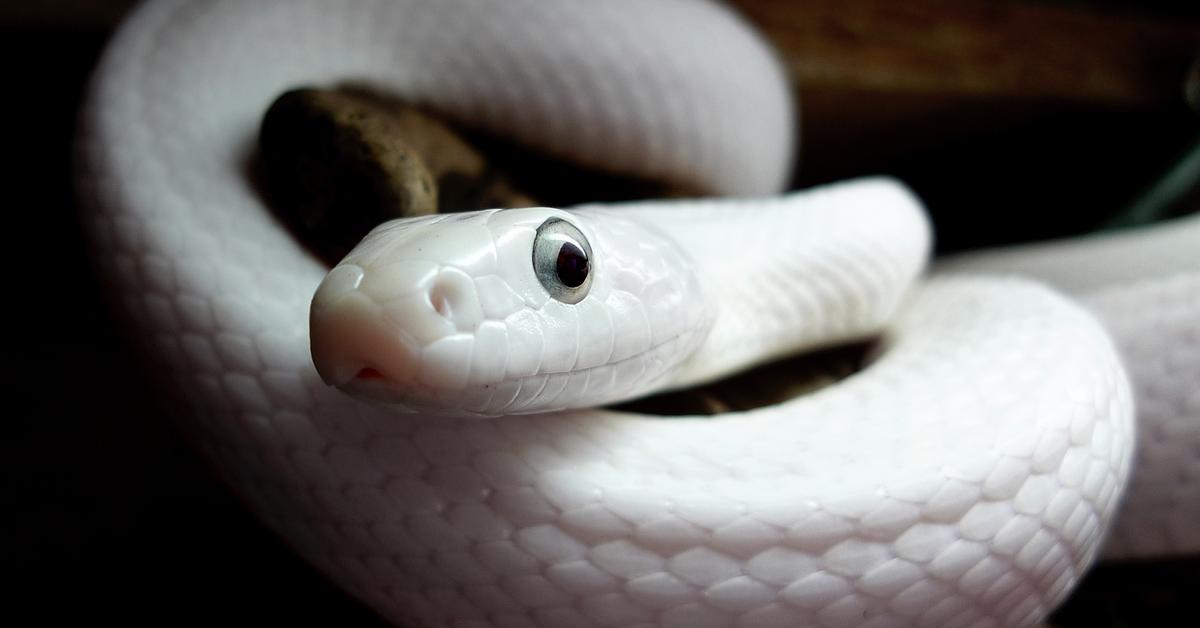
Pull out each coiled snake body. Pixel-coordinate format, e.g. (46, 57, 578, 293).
(80, 0, 1197, 625)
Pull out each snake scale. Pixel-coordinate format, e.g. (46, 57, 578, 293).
(78, 0, 1198, 626)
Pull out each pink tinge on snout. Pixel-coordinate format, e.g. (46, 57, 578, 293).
(311, 263, 422, 389)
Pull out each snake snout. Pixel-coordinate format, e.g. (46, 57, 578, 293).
(310, 263, 420, 391)
(311, 260, 492, 402)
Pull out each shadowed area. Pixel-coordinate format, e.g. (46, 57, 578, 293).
(614, 342, 874, 416)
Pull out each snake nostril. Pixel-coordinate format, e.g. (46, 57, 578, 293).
(431, 294, 449, 317)
(429, 277, 453, 318)
(420, 267, 483, 331)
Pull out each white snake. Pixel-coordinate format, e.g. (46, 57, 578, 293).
(79, 0, 1197, 626)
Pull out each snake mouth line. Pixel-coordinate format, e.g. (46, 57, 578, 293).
(355, 367, 387, 381)
(613, 339, 877, 416)
(341, 338, 876, 417)
(338, 322, 707, 414)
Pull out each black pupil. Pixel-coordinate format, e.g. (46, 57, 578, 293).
(556, 241, 589, 288)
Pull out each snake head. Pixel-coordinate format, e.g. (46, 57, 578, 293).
(310, 206, 711, 416)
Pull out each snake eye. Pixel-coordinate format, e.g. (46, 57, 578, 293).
(533, 217, 593, 304)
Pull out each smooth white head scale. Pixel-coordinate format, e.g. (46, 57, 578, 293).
(311, 207, 711, 416)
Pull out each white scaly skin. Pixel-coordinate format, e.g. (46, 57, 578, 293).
(75, 0, 1162, 626)
(939, 215, 1200, 559)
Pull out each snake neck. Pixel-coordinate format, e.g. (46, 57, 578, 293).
(612, 178, 932, 392)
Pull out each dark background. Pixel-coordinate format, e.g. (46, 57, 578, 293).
(6, 1, 1198, 625)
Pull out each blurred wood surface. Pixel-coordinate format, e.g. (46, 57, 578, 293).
(732, 0, 1200, 107)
